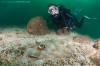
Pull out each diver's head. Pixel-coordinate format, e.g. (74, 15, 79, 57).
(48, 4, 59, 15)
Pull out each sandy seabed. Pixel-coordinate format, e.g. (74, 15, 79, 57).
(0, 27, 99, 66)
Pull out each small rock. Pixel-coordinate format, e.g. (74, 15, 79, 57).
(93, 39, 100, 49)
(90, 50, 100, 66)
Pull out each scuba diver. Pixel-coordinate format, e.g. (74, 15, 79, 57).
(48, 4, 96, 35)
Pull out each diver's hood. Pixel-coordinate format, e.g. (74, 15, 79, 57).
(48, 6, 59, 15)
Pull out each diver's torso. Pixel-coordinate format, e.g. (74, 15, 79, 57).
(52, 12, 70, 28)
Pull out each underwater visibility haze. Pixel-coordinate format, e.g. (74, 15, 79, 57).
(0, 0, 100, 66)
(0, 0, 100, 38)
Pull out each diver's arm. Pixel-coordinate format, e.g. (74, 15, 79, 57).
(66, 13, 73, 18)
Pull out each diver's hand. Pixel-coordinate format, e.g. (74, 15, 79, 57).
(57, 29, 64, 35)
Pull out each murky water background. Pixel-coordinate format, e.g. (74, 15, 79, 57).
(0, 0, 100, 39)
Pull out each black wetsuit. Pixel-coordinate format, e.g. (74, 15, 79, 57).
(50, 6, 85, 31)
